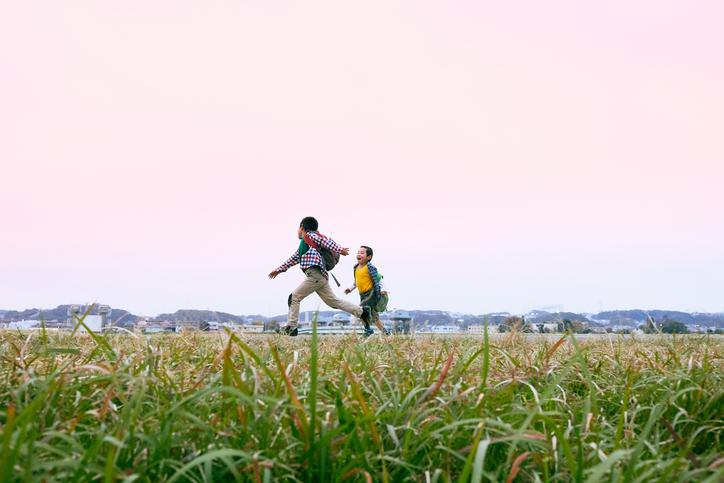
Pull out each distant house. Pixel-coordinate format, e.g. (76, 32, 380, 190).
(200, 321, 222, 331)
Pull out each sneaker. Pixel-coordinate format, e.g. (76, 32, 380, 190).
(360, 306, 372, 326)
(363, 327, 374, 338)
(279, 325, 298, 336)
(382, 328, 391, 336)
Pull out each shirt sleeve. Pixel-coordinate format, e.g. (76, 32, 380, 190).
(347, 280, 357, 292)
(309, 231, 343, 253)
(277, 251, 299, 272)
(379, 277, 388, 292)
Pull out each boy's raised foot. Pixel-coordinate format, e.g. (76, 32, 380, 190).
(279, 325, 298, 336)
(382, 328, 391, 336)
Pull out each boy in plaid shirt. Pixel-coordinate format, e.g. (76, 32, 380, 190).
(344, 245, 390, 337)
(268, 216, 372, 336)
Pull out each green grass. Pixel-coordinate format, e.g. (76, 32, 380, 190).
(1, 323, 724, 482)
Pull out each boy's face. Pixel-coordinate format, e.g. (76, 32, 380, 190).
(356, 247, 372, 264)
(297, 226, 305, 239)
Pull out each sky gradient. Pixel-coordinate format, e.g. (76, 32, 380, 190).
(2, 2, 723, 317)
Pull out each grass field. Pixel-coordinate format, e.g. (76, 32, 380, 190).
(2, 323, 724, 482)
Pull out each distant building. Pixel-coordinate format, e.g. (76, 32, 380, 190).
(67, 304, 113, 333)
(7, 320, 41, 330)
(200, 321, 221, 331)
(467, 324, 498, 334)
(331, 313, 351, 325)
(389, 309, 413, 334)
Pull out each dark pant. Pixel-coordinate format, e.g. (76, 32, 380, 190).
(359, 289, 379, 328)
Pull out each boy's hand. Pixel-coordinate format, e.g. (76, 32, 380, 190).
(268, 270, 280, 279)
(340, 247, 350, 256)
(381, 291, 388, 296)
(344, 288, 351, 294)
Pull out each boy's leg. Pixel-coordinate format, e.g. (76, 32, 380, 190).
(309, 268, 364, 319)
(287, 271, 322, 330)
(360, 289, 386, 333)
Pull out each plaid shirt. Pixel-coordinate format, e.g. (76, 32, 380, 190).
(276, 231, 343, 279)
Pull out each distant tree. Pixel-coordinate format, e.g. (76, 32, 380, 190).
(498, 324, 511, 333)
(571, 320, 586, 333)
(661, 320, 687, 334)
(536, 324, 545, 333)
(502, 316, 523, 331)
(563, 319, 573, 332)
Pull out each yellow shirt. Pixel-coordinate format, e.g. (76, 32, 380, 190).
(355, 265, 374, 293)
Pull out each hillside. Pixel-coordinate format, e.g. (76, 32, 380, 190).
(1, 305, 140, 326)
(593, 310, 724, 326)
(156, 310, 247, 324)
(525, 311, 593, 325)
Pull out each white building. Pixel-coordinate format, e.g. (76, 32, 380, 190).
(7, 320, 41, 330)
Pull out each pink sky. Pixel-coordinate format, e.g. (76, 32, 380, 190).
(1, 2, 723, 317)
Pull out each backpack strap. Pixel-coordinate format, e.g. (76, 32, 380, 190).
(303, 232, 321, 252)
(302, 232, 326, 271)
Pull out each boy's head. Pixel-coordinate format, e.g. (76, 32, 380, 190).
(298, 216, 318, 238)
(356, 246, 373, 264)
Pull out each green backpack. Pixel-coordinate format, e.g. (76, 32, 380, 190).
(376, 292, 389, 312)
(374, 273, 388, 312)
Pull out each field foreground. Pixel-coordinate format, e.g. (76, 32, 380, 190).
(1, 329, 724, 482)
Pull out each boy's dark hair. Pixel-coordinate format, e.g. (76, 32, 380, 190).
(361, 245, 373, 259)
(300, 216, 318, 232)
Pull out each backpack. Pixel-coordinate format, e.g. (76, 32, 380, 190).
(376, 292, 389, 312)
(303, 232, 340, 271)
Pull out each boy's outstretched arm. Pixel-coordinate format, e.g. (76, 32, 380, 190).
(308, 232, 350, 256)
(344, 281, 357, 295)
(269, 252, 299, 279)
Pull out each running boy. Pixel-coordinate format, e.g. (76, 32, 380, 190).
(268, 216, 372, 336)
(344, 246, 389, 337)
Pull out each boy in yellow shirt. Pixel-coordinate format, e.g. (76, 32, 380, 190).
(344, 246, 389, 337)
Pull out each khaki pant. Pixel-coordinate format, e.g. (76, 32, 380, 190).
(287, 266, 363, 329)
